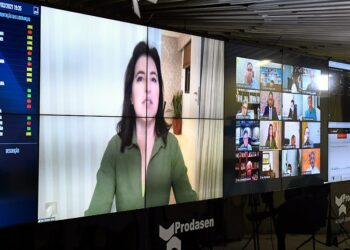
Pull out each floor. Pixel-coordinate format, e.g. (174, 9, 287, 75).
(223, 234, 350, 250)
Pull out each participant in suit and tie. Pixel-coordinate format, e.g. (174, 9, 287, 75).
(288, 99, 298, 120)
(263, 91, 279, 120)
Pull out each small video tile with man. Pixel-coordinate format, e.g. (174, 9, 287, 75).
(235, 57, 261, 90)
(259, 63, 282, 92)
(235, 151, 261, 182)
(281, 149, 300, 177)
(259, 91, 282, 120)
(301, 122, 321, 149)
(283, 122, 300, 149)
(301, 148, 321, 175)
(235, 120, 260, 151)
(282, 93, 302, 121)
(235, 88, 260, 120)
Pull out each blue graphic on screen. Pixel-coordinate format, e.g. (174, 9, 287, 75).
(0, 22, 39, 114)
(0, 0, 40, 228)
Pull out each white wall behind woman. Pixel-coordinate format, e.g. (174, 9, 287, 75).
(38, 116, 119, 220)
(40, 7, 147, 116)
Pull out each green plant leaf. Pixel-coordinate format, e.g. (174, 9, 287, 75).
(172, 90, 183, 118)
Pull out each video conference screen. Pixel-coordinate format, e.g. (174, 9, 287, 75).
(328, 122, 350, 182)
(224, 45, 324, 196)
(282, 65, 322, 94)
(37, 7, 224, 222)
(0, 1, 225, 227)
(327, 62, 350, 182)
(328, 60, 350, 121)
(1, 0, 338, 229)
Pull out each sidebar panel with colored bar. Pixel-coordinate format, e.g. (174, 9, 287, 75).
(0, 0, 40, 228)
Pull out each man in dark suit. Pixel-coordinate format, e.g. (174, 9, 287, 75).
(288, 99, 297, 120)
(263, 91, 279, 120)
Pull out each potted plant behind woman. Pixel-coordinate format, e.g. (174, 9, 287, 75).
(172, 90, 183, 135)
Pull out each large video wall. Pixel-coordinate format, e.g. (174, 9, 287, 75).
(37, 7, 224, 222)
(1, 1, 224, 227)
(0, 0, 343, 230)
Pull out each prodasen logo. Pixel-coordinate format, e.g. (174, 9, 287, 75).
(159, 218, 214, 250)
(159, 223, 180, 250)
(335, 194, 350, 216)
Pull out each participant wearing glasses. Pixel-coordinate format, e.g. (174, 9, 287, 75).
(239, 129, 252, 151)
(236, 100, 252, 119)
(244, 62, 259, 89)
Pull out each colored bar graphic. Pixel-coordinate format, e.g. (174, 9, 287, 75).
(26, 121, 31, 126)
(26, 132, 32, 137)
(0, 112, 3, 137)
(24, 23, 35, 114)
(27, 116, 31, 121)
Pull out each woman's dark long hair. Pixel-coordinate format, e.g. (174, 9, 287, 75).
(268, 123, 274, 140)
(117, 41, 170, 152)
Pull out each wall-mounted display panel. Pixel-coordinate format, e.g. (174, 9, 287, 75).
(328, 122, 350, 182)
(0, 0, 40, 228)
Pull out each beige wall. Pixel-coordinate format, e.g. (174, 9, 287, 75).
(169, 119, 198, 204)
(161, 35, 182, 118)
(162, 33, 201, 204)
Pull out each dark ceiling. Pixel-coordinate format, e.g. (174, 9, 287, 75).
(34, 0, 350, 61)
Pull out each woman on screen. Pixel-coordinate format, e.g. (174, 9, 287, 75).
(265, 123, 277, 149)
(290, 66, 302, 93)
(288, 99, 297, 120)
(85, 42, 197, 216)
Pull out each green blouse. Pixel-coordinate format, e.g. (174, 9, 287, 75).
(265, 137, 277, 149)
(85, 132, 197, 216)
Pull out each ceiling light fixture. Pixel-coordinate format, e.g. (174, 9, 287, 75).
(132, 0, 158, 18)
